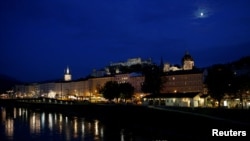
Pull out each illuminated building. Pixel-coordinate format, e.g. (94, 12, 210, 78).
(110, 57, 152, 67)
(143, 52, 208, 107)
(163, 51, 194, 72)
(87, 76, 114, 102)
(161, 52, 205, 93)
(182, 51, 194, 70)
(14, 53, 204, 104)
(161, 69, 206, 93)
(143, 92, 207, 107)
(64, 66, 72, 81)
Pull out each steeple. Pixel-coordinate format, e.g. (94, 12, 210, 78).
(64, 66, 72, 81)
(66, 66, 70, 74)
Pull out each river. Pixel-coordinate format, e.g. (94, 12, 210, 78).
(1, 105, 249, 141)
(0, 106, 172, 141)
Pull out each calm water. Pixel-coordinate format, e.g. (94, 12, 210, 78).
(3, 105, 244, 141)
(0, 106, 168, 141)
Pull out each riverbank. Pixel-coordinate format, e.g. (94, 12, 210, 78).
(1, 99, 250, 140)
(1, 99, 250, 123)
(151, 106, 250, 124)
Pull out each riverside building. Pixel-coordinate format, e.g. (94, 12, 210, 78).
(15, 53, 210, 106)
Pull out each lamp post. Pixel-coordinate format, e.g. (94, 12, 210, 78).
(61, 82, 63, 100)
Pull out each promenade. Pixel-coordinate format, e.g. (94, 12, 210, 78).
(149, 106, 250, 126)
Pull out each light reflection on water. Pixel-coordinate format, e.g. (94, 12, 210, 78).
(0, 106, 133, 141)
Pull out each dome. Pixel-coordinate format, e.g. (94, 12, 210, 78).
(182, 52, 193, 63)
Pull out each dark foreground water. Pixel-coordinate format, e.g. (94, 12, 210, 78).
(0, 106, 172, 141)
(0, 106, 135, 141)
(0, 105, 249, 141)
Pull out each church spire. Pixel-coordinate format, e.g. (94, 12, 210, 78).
(66, 66, 70, 74)
(64, 66, 72, 81)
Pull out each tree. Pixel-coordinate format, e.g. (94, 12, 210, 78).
(141, 64, 164, 94)
(119, 82, 134, 102)
(99, 81, 120, 102)
(229, 74, 250, 108)
(205, 64, 234, 107)
(228, 56, 250, 108)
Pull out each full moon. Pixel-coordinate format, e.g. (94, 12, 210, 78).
(200, 12, 204, 17)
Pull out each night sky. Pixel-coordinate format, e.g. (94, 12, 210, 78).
(1, 0, 250, 82)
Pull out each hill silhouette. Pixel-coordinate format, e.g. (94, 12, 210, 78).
(0, 74, 22, 94)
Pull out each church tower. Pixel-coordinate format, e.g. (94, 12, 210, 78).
(182, 51, 194, 70)
(64, 66, 72, 81)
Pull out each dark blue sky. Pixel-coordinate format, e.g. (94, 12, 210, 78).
(1, 0, 250, 82)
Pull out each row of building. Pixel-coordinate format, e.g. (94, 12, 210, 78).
(12, 52, 250, 109)
(14, 52, 207, 104)
(15, 71, 145, 102)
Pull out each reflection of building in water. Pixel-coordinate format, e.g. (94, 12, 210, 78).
(59, 114, 63, 134)
(94, 120, 99, 136)
(1, 107, 6, 122)
(30, 113, 41, 134)
(0, 107, 14, 140)
(0, 107, 127, 140)
(48, 113, 53, 131)
(5, 118, 14, 139)
(41, 112, 45, 130)
(73, 118, 78, 138)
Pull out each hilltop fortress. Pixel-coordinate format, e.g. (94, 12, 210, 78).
(14, 52, 211, 107)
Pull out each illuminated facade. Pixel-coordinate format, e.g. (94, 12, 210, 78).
(161, 70, 206, 93)
(113, 73, 144, 94)
(14, 54, 204, 103)
(110, 57, 152, 67)
(143, 92, 207, 107)
(161, 52, 205, 93)
(15, 72, 145, 101)
(114, 74, 130, 84)
(182, 52, 194, 70)
(128, 73, 144, 94)
(88, 76, 114, 100)
(163, 52, 194, 72)
(145, 52, 208, 107)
